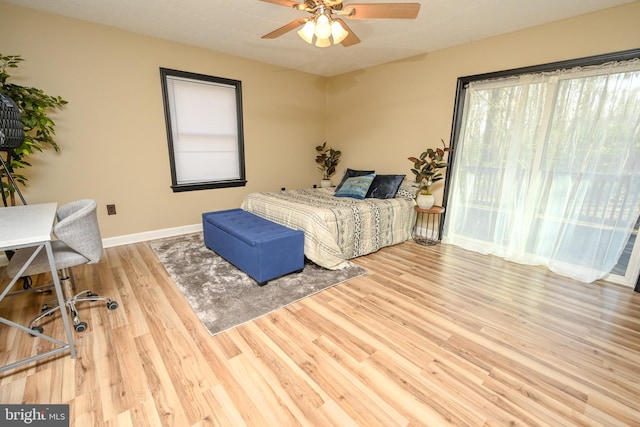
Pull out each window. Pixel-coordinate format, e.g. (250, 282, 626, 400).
(444, 49, 640, 284)
(160, 68, 246, 192)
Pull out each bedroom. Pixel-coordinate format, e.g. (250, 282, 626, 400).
(0, 1, 635, 249)
(0, 0, 639, 425)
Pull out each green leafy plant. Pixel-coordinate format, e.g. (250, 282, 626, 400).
(0, 54, 68, 204)
(315, 141, 341, 180)
(408, 139, 452, 195)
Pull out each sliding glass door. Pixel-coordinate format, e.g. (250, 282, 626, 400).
(443, 54, 640, 286)
(607, 217, 640, 287)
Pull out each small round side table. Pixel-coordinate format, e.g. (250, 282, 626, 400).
(413, 205, 445, 246)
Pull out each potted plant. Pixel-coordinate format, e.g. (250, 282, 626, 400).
(408, 139, 452, 209)
(0, 54, 67, 205)
(315, 141, 341, 188)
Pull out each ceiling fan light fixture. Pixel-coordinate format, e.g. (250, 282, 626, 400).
(262, 1, 421, 48)
(315, 36, 331, 48)
(314, 14, 332, 39)
(331, 20, 348, 44)
(297, 20, 315, 44)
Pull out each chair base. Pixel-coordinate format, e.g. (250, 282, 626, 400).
(30, 290, 119, 333)
(29, 268, 118, 334)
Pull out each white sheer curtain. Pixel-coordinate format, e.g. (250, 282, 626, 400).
(443, 59, 640, 283)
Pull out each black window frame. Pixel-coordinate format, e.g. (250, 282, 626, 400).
(159, 67, 247, 192)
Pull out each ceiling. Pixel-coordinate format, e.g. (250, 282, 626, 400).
(4, 0, 635, 77)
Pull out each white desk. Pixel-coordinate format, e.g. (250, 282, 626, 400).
(0, 203, 76, 372)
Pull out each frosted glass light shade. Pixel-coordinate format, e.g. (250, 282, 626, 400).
(315, 37, 331, 48)
(331, 21, 348, 44)
(297, 21, 315, 44)
(314, 14, 332, 39)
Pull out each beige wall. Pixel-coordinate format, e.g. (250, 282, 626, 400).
(327, 1, 640, 205)
(1, 1, 639, 241)
(0, 3, 327, 239)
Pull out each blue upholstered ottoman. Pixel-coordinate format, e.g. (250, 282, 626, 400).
(202, 208, 304, 285)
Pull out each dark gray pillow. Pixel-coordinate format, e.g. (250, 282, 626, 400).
(334, 168, 376, 192)
(365, 174, 406, 199)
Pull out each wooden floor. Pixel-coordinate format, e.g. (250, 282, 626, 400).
(1, 239, 639, 426)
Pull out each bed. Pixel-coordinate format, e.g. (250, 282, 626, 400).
(241, 181, 417, 270)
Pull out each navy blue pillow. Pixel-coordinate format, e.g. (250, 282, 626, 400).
(365, 174, 406, 199)
(334, 168, 376, 192)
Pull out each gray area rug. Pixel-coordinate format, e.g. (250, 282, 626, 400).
(150, 233, 367, 335)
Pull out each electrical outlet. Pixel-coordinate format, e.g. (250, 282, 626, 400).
(106, 204, 117, 215)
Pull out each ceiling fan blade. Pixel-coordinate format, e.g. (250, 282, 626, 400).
(261, 18, 308, 39)
(335, 19, 360, 47)
(260, 0, 305, 8)
(343, 3, 421, 19)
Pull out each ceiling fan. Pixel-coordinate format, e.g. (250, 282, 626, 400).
(260, 0, 421, 48)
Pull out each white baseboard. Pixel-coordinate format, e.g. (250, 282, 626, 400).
(102, 223, 202, 248)
(0, 223, 203, 267)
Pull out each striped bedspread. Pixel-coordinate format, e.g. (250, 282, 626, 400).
(241, 188, 416, 270)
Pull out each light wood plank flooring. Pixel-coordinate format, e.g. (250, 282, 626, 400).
(1, 239, 639, 426)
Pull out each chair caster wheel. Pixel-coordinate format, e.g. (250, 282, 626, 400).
(74, 322, 88, 332)
(41, 305, 54, 316)
(30, 326, 44, 337)
(107, 301, 118, 310)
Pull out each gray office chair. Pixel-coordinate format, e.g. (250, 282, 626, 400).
(6, 199, 118, 333)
